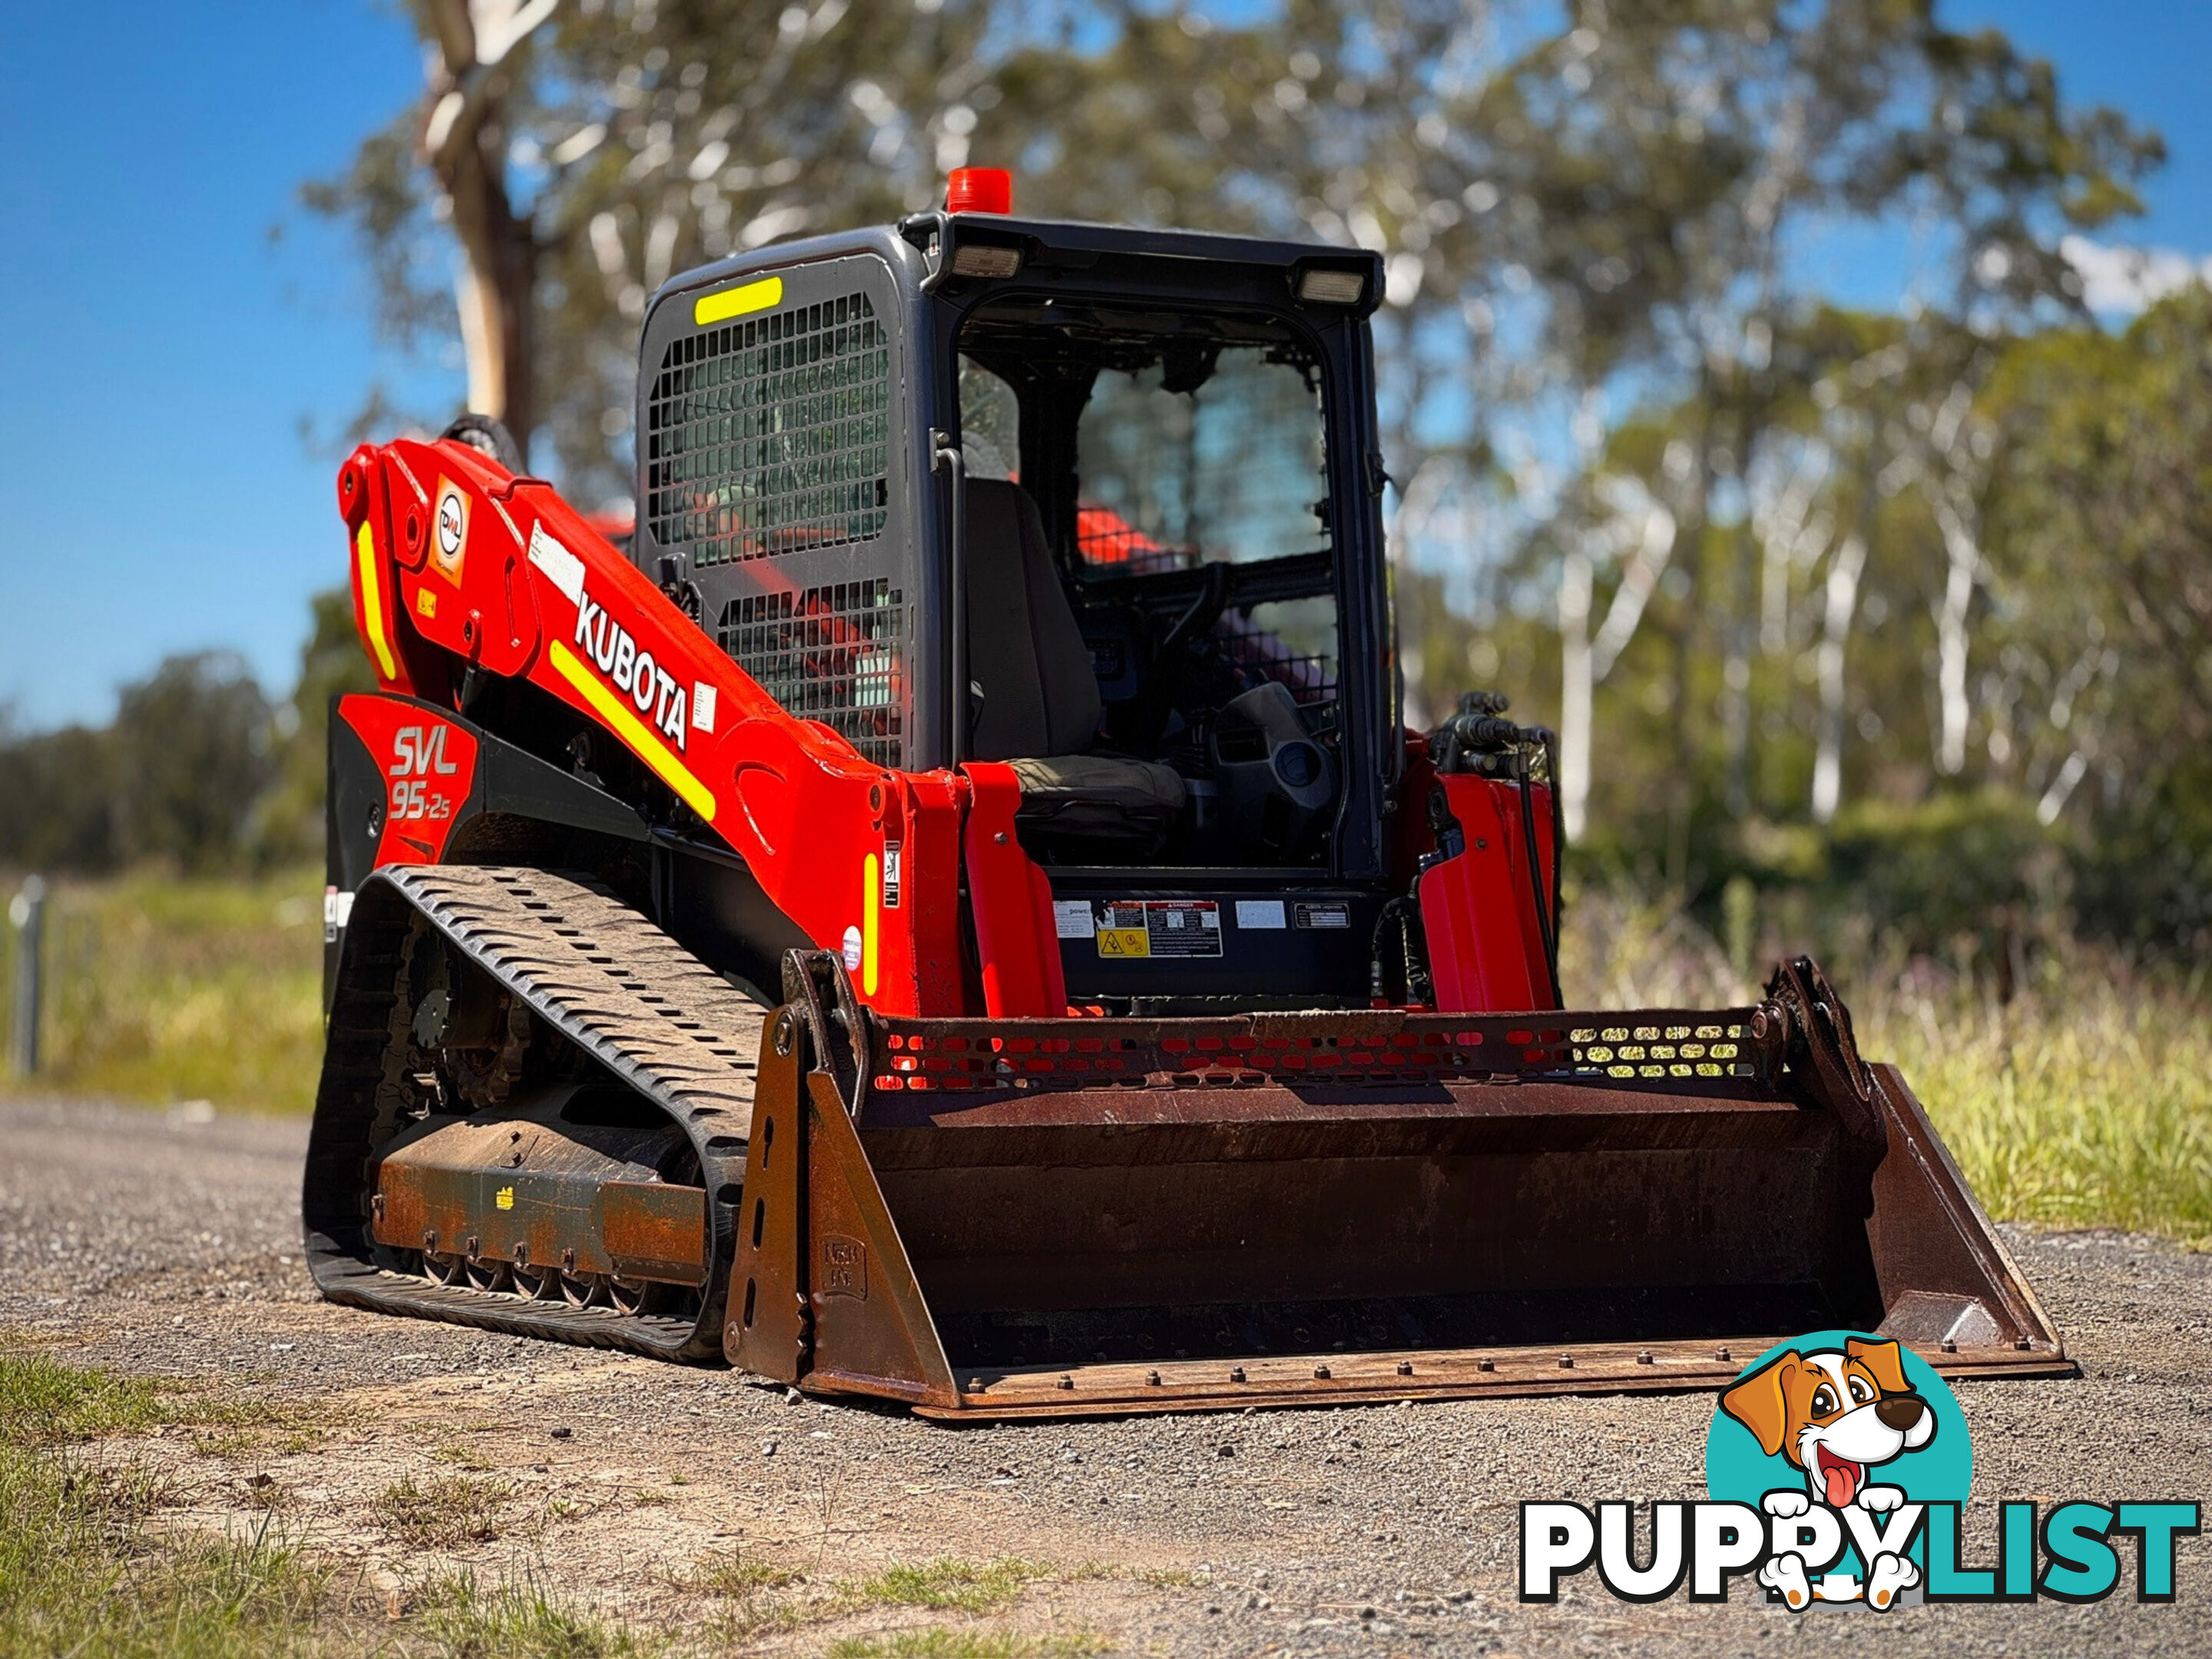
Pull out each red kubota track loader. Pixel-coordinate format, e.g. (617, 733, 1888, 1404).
(305, 169, 2065, 1416)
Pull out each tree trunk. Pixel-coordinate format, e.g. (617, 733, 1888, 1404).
(1929, 493, 1979, 776)
(1558, 544, 1594, 843)
(420, 0, 548, 460)
(1812, 532, 1868, 824)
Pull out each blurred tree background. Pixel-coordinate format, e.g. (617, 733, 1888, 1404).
(4, 0, 2205, 982)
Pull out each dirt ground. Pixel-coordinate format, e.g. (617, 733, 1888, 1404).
(2, 1094, 2208, 1656)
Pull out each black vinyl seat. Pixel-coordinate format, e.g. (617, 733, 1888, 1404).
(962, 479, 1186, 849)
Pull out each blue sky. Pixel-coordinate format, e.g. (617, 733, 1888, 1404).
(2, 1, 2208, 731)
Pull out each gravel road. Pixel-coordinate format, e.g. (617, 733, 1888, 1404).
(2, 1094, 2208, 1655)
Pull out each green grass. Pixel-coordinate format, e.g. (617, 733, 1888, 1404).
(1558, 885, 2212, 1248)
(0, 1353, 644, 1657)
(1872, 978, 2212, 1248)
(849, 1559, 1045, 1616)
(0, 1349, 295, 1449)
(375, 1472, 513, 1550)
(0, 1358, 1094, 1659)
(0, 866, 324, 1112)
(0, 1450, 339, 1659)
(412, 1571, 649, 1658)
(0, 1356, 1084, 1659)
(0, 1349, 171, 1444)
(680, 1548, 803, 1598)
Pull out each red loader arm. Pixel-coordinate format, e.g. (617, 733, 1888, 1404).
(338, 435, 988, 1016)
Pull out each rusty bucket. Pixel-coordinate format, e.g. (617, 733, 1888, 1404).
(725, 954, 2066, 1417)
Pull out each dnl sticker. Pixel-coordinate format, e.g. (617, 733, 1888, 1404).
(574, 590, 688, 748)
(432, 478, 469, 582)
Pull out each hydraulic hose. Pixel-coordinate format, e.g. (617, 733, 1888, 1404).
(1516, 763, 1562, 1007)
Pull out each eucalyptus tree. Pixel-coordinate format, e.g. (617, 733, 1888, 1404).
(1326, 2, 2156, 853)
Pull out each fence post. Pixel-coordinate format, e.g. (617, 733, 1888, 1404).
(8, 876, 45, 1078)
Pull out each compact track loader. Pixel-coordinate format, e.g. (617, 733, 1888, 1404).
(307, 170, 2065, 1416)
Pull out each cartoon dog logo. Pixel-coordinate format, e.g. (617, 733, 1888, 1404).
(1720, 1335, 1936, 1609)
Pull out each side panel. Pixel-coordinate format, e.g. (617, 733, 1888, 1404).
(336, 695, 481, 867)
(1420, 773, 1558, 1014)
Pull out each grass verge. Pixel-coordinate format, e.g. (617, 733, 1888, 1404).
(1875, 979, 2212, 1247)
(1559, 887, 2212, 1248)
(414, 1571, 648, 1657)
(0, 1350, 635, 1658)
(0, 866, 323, 1112)
(0, 1347, 303, 1446)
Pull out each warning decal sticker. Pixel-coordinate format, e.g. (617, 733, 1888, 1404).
(1096, 900, 1224, 959)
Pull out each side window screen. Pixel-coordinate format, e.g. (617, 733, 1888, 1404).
(645, 292, 891, 567)
(959, 358, 1020, 482)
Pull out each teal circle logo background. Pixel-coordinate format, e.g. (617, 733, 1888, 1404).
(1705, 1330, 1972, 1572)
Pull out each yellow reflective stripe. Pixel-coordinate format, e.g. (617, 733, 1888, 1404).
(548, 639, 717, 822)
(355, 523, 397, 680)
(863, 852, 881, 997)
(693, 275, 783, 326)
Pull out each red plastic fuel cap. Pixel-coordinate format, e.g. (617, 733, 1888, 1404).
(947, 167, 1012, 214)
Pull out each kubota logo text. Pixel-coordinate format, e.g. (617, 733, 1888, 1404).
(575, 591, 688, 749)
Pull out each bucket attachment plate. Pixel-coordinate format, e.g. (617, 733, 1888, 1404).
(724, 952, 2066, 1416)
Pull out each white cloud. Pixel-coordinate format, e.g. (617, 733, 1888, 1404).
(2061, 233, 2212, 313)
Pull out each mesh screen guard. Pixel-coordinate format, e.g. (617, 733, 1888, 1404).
(645, 292, 892, 567)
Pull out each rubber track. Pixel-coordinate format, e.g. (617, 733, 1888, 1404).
(303, 866, 762, 1362)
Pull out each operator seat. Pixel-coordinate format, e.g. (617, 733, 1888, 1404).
(962, 478, 1187, 850)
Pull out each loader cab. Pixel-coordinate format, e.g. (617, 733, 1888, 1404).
(637, 208, 1392, 1004)
(954, 301, 1349, 866)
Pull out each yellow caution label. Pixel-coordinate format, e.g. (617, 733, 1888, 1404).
(548, 639, 717, 823)
(356, 523, 397, 680)
(416, 588, 437, 618)
(862, 853, 881, 998)
(1096, 927, 1150, 959)
(694, 275, 783, 326)
(495, 1186, 515, 1210)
